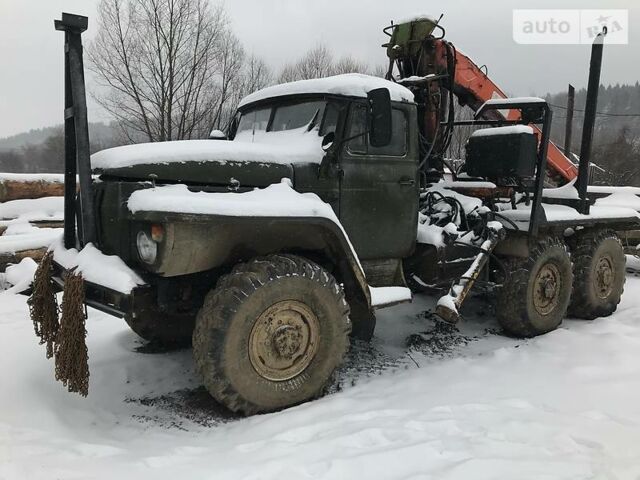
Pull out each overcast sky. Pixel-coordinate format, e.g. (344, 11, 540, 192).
(0, 0, 638, 138)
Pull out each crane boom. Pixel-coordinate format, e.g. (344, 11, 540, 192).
(384, 17, 578, 183)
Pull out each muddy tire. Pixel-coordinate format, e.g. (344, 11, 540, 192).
(192, 254, 351, 415)
(124, 311, 194, 347)
(496, 237, 573, 338)
(568, 230, 625, 319)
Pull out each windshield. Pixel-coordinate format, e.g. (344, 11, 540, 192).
(235, 100, 336, 143)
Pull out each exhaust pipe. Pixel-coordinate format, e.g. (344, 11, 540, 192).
(577, 28, 607, 214)
(55, 13, 96, 248)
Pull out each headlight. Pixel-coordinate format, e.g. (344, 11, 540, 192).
(136, 230, 157, 264)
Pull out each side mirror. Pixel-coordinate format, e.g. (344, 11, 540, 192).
(367, 88, 392, 147)
(321, 132, 336, 152)
(209, 129, 227, 140)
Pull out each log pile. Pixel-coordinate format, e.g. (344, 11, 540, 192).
(0, 177, 65, 203)
(0, 174, 65, 273)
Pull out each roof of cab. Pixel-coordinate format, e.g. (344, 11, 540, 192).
(238, 73, 415, 109)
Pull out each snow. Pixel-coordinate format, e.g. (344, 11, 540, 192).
(428, 183, 483, 213)
(596, 191, 640, 212)
(0, 225, 63, 254)
(5, 273, 640, 478)
(470, 125, 534, 138)
(627, 255, 640, 272)
(545, 183, 640, 209)
(394, 14, 439, 24)
(0, 173, 64, 183)
(0, 196, 64, 221)
(1, 257, 37, 293)
(543, 179, 580, 200)
(481, 97, 546, 108)
(589, 185, 640, 196)
(91, 138, 324, 170)
(239, 73, 414, 108)
(130, 180, 335, 220)
(396, 74, 438, 85)
(128, 180, 364, 272)
(498, 203, 640, 225)
(417, 221, 447, 247)
(52, 239, 146, 294)
(439, 180, 497, 189)
(369, 286, 412, 307)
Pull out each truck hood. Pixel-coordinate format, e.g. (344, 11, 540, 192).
(91, 135, 324, 187)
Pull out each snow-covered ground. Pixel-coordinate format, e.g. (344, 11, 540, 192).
(3, 274, 640, 479)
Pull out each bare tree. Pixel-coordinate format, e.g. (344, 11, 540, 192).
(446, 104, 477, 161)
(88, 0, 248, 142)
(205, 29, 245, 133)
(277, 44, 376, 83)
(330, 56, 368, 75)
(242, 54, 273, 94)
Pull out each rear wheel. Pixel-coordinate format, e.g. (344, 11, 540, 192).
(497, 237, 573, 337)
(569, 231, 625, 319)
(192, 254, 351, 415)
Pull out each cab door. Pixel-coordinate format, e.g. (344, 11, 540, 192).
(338, 102, 419, 261)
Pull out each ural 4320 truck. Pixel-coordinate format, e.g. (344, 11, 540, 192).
(30, 13, 640, 414)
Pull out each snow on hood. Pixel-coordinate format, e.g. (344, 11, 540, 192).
(128, 179, 364, 272)
(239, 73, 414, 109)
(129, 178, 334, 219)
(91, 134, 324, 171)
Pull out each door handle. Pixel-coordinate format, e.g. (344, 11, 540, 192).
(398, 178, 415, 186)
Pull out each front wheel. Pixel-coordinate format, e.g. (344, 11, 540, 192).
(192, 254, 351, 415)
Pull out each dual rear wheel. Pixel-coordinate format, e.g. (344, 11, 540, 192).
(496, 231, 625, 338)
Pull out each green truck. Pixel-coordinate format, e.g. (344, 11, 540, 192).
(31, 13, 639, 415)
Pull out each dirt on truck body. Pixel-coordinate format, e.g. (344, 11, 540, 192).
(30, 13, 640, 415)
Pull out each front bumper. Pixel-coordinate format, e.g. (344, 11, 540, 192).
(51, 260, 152, 319)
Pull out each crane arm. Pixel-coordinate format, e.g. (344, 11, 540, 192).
(384, 18, 578, 183)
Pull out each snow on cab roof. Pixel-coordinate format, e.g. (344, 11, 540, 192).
(238, 73, 415, 109)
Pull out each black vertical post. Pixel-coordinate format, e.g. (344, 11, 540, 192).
(577, 30, 606, 215)
(563, 84, 575, 157)
(55, 13, 96, 247)
(62, 32, 77, 249)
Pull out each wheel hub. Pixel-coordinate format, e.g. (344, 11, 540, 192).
(248, 300, 320, 381)
(533, 263, 561, 315)
(595, 255, 614, 299)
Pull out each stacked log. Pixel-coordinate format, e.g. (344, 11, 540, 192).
(0, 174, 66, 273)
(0, 176, 65, 202)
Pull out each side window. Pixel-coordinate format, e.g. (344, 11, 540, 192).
(347, 104, 408, 156)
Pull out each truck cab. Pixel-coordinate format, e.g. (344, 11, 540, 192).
(231, 77, 420, 280)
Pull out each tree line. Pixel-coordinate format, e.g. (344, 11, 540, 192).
(545, 83, 640, 186)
